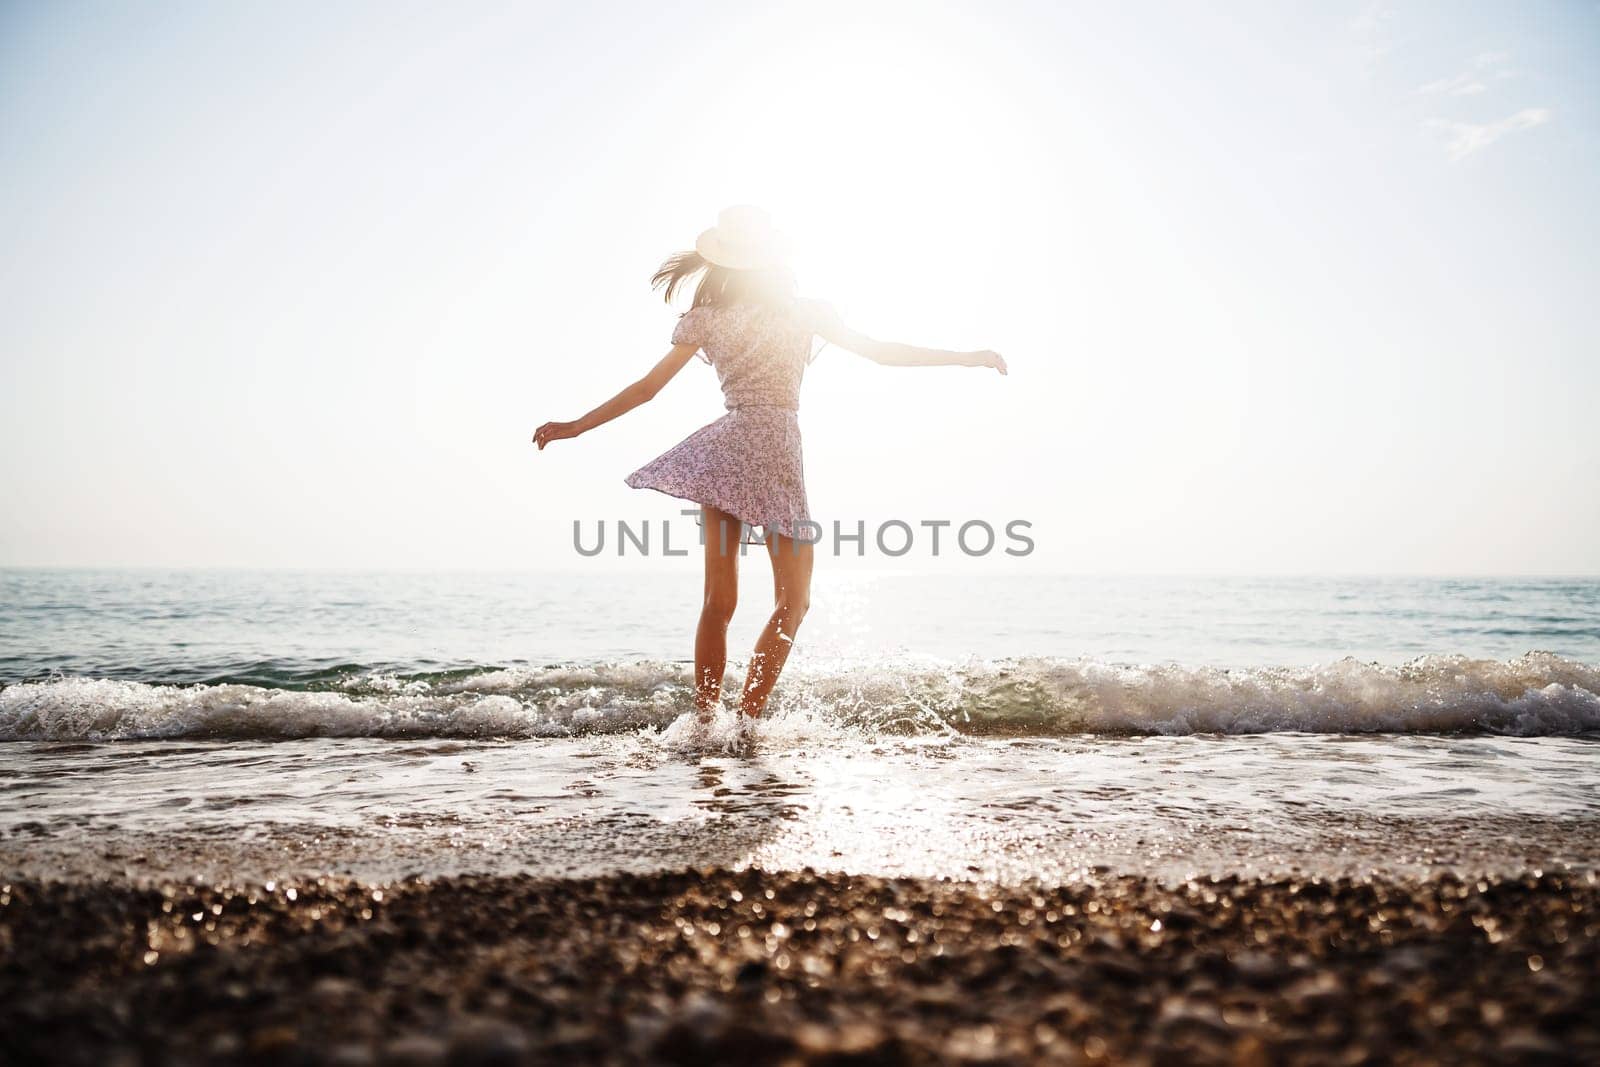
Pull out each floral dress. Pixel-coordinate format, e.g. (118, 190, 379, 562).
(625, 298, 839, 541)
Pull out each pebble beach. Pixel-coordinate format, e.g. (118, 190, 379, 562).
(4, 866, 1597, 1065)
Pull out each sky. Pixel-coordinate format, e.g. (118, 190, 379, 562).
(1, 0, 1596, 573)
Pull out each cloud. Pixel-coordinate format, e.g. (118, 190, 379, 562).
(1416, 72, 1488, 97)
(1427, 108, 1552, 160)
(1415, 52, 1515, 97)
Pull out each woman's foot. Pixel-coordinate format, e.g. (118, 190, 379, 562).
(685, 713, 709, 750)
(732, 712, 759, 755)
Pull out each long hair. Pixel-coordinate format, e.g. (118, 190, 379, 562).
(651, 251, 795, 311)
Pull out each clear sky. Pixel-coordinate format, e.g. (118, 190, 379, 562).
(2, 1, 1596, 573)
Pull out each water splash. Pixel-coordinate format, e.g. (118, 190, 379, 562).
(1, 653, 1596, 742)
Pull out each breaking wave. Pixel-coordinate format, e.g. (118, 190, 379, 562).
(1, 653, 1597, 741)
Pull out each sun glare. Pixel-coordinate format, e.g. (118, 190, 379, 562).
(687, 10, 1068, 335)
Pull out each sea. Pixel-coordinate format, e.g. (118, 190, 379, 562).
(2, 569, 1598, 884)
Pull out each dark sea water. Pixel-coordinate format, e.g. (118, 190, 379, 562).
(2, 569, 1596, 882)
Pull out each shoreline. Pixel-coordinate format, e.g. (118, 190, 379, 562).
(3, 866, 1596, 1064)
(5, 809, 1599, 888)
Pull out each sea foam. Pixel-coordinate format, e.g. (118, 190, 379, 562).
(1, 653, 1597, 741)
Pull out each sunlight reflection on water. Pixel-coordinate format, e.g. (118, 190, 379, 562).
(4, 732, 1596, 883)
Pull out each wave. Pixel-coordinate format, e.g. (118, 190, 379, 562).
(0, 653, 1597, 742)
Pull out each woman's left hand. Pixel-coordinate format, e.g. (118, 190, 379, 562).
(971, 350, 1008, 375)
(533, 421, 580, 450)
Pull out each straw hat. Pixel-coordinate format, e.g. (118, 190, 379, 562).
(695, 205, 789, 271)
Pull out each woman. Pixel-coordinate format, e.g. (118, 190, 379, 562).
(534, 206, 1005, 727)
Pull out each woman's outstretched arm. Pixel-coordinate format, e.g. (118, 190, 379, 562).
(815, 307, 1007, 375)
(533, 343, 700, 450)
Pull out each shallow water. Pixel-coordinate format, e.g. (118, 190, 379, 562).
(8, 732, 1594, 830)
(4, 729, 1597, 884)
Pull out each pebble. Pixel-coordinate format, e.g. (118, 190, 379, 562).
(0, 868, 1595, 1064)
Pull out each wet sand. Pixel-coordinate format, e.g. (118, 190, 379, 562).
(3, 866, 1597, 1065)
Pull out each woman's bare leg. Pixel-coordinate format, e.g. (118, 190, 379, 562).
(694, 505, 741, 717)
(739, 532, 813, 717)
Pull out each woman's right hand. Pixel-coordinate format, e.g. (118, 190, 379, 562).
(533, 420, 580, 450)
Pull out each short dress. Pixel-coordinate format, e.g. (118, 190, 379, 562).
(626, 298, 840, 541)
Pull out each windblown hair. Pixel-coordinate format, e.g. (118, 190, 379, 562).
(652, 251, 795, 311)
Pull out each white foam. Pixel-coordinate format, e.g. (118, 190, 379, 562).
(1, 653, 1597, 742)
